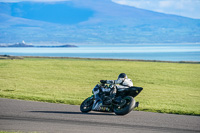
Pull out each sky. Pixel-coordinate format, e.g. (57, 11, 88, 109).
(112, 0, 200, 19)
(0, 0, 200, 19)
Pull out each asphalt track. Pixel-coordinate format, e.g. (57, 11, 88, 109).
(0, 98, 199, 133)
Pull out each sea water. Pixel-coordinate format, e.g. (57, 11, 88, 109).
(0, 44, 200, 61)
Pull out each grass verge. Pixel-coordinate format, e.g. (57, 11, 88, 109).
(0, 58, 199, 115)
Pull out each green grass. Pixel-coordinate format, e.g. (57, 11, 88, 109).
(0, 58, 200, 115)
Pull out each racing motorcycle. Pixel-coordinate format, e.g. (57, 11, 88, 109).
(80, 83, 143, 115)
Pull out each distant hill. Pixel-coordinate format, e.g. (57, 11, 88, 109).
(7, 43, 34, 47)
(0, 42, 77, 47)
(0, 0, 200, 44)
(36, 44, 78, 48)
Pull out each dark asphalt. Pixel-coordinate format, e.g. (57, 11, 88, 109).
(0, 98, 199, 133)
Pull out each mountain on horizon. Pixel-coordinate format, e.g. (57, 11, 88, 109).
(0, 0, 200, 44)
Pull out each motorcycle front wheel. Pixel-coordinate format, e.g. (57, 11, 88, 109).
(114, 96, 135, 115)
(80, 96, 94, 113)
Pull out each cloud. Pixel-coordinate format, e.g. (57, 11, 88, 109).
(112, 0, 200, 19)
(159, 1, 172, 8)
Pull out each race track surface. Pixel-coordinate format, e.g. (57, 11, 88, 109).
(0, 98, 199, 133)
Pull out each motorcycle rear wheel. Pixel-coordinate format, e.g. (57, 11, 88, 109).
(80, 96, 93, 113)
(114, 96, 135, 115)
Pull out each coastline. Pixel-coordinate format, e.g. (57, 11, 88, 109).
(1, 55, 200, 64)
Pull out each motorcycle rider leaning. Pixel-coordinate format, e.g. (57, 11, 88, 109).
(100, 73, 133, 104)
(92, 73, 139, 111)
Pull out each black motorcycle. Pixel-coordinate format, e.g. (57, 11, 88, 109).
(80, 83, 143, 115)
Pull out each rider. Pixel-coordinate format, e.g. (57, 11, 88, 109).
(100, 73, 133, 103)
(92, 73, 139, 111)
(100, 73, 133, 89)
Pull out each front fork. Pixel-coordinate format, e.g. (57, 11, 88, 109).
(92, 94, 112, 112)
(92, 94, 102, 111)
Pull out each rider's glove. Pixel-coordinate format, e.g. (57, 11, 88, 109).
(100, 80, 107, 84)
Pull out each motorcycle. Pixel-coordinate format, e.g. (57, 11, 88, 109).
(80, 83, 143, 115)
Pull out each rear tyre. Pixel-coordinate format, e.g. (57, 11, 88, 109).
(114, 96, 135, 115)
(80, 96, 94, 113)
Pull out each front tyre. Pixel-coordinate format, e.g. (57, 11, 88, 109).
(80, 96, 94, 113)
(114, 96, 135, 115)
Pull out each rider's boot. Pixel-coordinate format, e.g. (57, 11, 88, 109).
(110, 87, 121, 104)
(134, 102, 139, 108)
